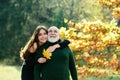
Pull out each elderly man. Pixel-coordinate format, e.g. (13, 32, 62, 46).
(34, 26, 78, 80)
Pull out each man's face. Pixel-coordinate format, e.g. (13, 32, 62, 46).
(48, 26, 60, 43)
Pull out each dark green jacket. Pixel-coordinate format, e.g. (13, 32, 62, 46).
(34, 40, 78, 80)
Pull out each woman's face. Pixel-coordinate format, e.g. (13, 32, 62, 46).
(38, 29, 48, 45)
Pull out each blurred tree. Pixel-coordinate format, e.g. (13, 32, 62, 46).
(52, 9, 67, 28)
(0, 0, 9, 60)
(98, 0, 120, 27)
(0, 0, 115, 65)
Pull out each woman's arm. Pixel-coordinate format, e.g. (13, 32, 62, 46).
(47, 40, 70, 53)
(23, 42, 37, 59)
(28, 42, 37, 53)
(37, 40, 70, 63)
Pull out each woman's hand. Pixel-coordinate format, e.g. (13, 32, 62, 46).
(38, 57, 47, 63)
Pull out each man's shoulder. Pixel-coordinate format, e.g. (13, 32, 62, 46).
(62, 46, 71, 51)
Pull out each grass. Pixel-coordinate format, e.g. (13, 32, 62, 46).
(80, 76, 120, 80)
(0, 64, 120, 80)
(0, 64, 21, 80)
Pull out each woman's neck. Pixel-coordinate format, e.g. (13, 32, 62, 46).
(39, 42, 44, 46)
(39, 41, 47, 46)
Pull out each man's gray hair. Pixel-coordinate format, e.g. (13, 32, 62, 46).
(48, 26, 59, 33)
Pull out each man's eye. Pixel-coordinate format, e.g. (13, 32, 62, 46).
(54, 30, 57, 33)
(48, 30, 58, 33)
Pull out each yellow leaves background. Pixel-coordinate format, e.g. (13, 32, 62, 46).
(60, 19, 120, 52)
(61, 18, 120, 79)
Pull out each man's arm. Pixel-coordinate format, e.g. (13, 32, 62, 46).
(68, 47, 78, 80)
(47, 40, 70, 53)
(58, 40, 70, 48)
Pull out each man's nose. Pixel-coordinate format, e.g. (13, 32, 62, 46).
(51, 31, 55, 34)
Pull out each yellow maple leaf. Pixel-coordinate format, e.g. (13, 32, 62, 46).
(64, 18, 68, 23)
(42, 49, 52, 59)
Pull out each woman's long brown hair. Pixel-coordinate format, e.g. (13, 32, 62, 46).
(20, 25, 48, 60)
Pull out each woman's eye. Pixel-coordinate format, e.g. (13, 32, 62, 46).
(38, 34, 41, 36)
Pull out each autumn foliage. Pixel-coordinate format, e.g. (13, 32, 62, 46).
(60, 19, 120, 79)
(60, 19, 120, 53)
(98, 0, 120, 19)
(59, 1, 120, 78)
(98, 0, 120, 8)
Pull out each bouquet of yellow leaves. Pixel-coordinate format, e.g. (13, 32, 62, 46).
(42, 49, 52, 59)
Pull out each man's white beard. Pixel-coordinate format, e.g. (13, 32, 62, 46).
(48, 36, 59, 43)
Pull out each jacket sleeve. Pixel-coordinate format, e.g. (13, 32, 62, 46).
(34, 48, 43, 64)
(58, 40, 70, 48)
(68, 47, 78, 80)
(34, 48, 44, 80)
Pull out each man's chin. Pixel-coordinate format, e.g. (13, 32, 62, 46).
(48, 38, 59, 43)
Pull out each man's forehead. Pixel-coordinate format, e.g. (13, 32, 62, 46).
(48, 26, 59, 31)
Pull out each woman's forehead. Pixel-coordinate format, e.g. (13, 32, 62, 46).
(39, 29, 47, 33)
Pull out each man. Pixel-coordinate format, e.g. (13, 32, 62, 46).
(34, 26, 78, 80)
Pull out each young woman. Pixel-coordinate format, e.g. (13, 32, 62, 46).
(20, 25, 70, 80)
